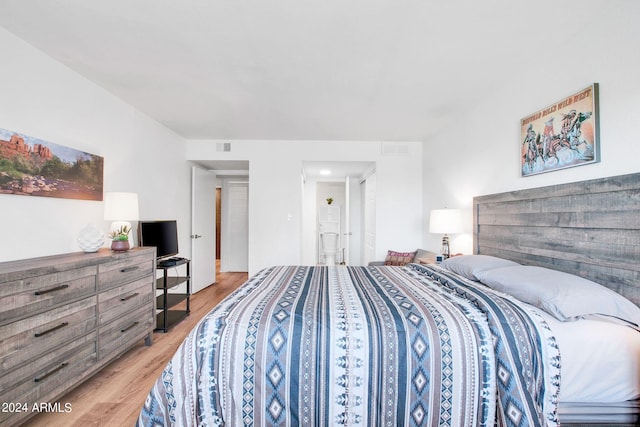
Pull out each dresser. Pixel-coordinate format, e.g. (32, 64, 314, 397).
(0, 247, 156, 426)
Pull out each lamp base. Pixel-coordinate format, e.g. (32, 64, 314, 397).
(441, 234, 450, 259)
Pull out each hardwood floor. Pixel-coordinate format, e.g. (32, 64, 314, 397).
(26, 266, 248, 427)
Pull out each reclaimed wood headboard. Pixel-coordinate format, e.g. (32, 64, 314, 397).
(473, 172, 640, 306)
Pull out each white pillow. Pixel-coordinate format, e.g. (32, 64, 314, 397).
(440, 255, 520, 281)
(477, 265, 640, 326)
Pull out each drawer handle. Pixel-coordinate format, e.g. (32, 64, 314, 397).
(34, 322, 69, 337)
(34, 362, 69, 383)
(120, 266, 140, 273)
(120, 292, 139, 302)
(34, 284, 69, 296)
(121, 321, 139, 333)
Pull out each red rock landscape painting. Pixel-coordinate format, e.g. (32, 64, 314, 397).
(0, 128, 103, 201)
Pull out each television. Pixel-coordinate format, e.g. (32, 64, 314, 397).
(139, 220, 179, 259)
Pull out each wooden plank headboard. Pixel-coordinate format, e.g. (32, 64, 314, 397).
(473, 172, 640, 306)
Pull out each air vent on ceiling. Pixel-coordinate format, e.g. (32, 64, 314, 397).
(381, 142, 409, 156)
(216, 142, 231, 152)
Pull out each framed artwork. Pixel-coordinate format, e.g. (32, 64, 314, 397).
(521, 83, 599, 176)
(0, 128, 103, 200)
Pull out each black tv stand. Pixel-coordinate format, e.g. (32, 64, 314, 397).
(155, 258, 190, 332)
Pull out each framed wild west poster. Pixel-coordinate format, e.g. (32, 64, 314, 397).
(0, 128, 103, 200)
(521, 83, 600, 177)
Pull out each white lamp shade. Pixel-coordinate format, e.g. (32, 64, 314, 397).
(104, 192, 139, 221)
(429, 208, 462, 234)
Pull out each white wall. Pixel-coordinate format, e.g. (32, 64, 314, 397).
(187, 140, 423, 275)
(0, 28, 192, 262)
(422, 6, 640, 255)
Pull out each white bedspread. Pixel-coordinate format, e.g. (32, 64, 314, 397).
(537, 309, 640, 402)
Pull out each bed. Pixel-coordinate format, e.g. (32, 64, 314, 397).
(472, 171, 640, 425)
(137, 172, 640, 426)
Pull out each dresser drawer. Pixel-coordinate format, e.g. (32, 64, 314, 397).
(0, 296, 97, 373)
(0, 332, 97, 426)
(0, 265, 96, 324)
(0, 333, 96, 426)
(98, 275, 154, 326)
(98, 302, 154, 360)
(97, 252, 155, 291)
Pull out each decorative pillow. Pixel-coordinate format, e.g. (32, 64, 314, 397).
(440, 255, 520, 281)
(384, 250, 417, 266)
(477, 265, 640, 326)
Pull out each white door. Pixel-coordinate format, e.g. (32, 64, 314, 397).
(221, 179, 248, 272)
(343, 176, 351, 264)
(191, 166, 216, 293)
(362, 172, 376, 265)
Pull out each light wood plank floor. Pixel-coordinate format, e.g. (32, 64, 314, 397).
(26, 267, 247, 427)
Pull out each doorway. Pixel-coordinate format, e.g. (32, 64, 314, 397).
(191, 161, 249, 279)
(301, 161, 375, 266)
(220, 177, 249, 272)
(214, 179, 248, 273)
(316, 181, 345, 264)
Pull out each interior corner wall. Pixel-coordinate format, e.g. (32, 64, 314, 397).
(0, 28, 192, 262)
(187, 139, 423, 275)
(422, 6, 640, 256)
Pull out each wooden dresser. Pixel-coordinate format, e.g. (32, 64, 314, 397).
(0, 247, 156, 426)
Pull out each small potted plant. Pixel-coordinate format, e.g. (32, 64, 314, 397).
(326, 197, 333, 205)
(108, 225, 131, 251)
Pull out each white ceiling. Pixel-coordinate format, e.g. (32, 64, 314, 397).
(0, 1, 614, 142)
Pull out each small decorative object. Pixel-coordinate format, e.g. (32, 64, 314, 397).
(326, 197, 333, 205)
(77, 223, 105, 253)
(109, 225, 131, 251)
(521, 83, 599, 176)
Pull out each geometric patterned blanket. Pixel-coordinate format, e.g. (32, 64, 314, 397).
(409, 264, 560, 427)
(137, 264, 560, 426)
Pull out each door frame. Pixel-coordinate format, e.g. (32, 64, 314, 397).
(361, 170, 376, 265)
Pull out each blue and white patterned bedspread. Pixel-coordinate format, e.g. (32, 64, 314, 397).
(137, 264, 560, 426)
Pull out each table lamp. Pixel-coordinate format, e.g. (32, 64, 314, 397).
(429, 208, 462, 259)
(104, 192, 139, 245)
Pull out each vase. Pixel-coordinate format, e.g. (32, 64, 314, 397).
(111, 240, 130, 252)
(77, 223, 105, 253)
